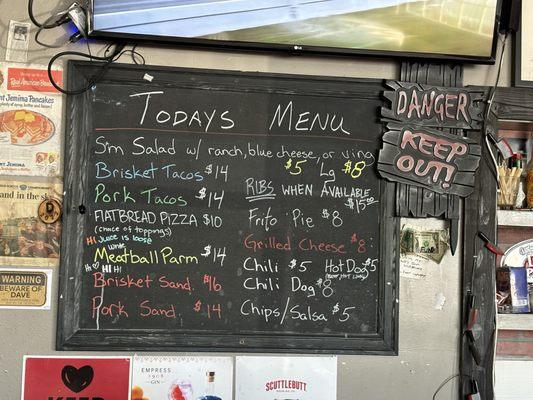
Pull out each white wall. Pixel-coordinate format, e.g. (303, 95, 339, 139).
(0, 1, 511, 399)
(495, 360, 533, 400)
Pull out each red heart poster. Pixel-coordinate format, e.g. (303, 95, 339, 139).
(22, 356, 131, 400)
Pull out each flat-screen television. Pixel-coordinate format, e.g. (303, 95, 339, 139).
(89, 0, 500, 63)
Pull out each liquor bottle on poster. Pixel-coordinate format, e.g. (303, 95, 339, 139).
(197, 371, 222, 400)
(168, 380, 194, 400)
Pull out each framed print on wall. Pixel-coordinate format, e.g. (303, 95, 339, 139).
(514, 0, 533, 87)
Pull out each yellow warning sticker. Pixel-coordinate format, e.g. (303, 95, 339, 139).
(0, 269, 52, 308)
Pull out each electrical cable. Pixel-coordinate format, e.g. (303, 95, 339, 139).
(476, 30, 509, 393)
(47, 43, 126, 95)
(29, 0, 145, 94)
(34, 13, 72, 48)
(35, 27, 64, 48)
(28, 0, 69, 29)
(29, 0, 133, 95)
(484, 32, 509, 185)
(103, 42, 145, 65)
(46, 42, 146, 95)
(459, 31, 508, 392)
(120, 44, 146, 65)
(432, 374, 468, 400)
(86, 38, 92, 59)
(481, 33, 512, 398)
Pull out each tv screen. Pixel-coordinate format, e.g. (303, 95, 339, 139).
(89, 0, 499, 63)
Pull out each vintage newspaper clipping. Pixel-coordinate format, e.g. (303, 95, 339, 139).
(5, 21, 31, 63)
(0, 62, 63, 177)
(0, 180, 62, 267)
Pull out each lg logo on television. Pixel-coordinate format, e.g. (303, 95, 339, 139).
(47, 365, 103, 400)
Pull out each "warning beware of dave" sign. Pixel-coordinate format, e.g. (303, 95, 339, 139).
(0, 268, 52, 309)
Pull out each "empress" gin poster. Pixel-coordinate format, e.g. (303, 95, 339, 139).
(131, 356, 233, 400)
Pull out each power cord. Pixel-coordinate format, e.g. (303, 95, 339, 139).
(30, 0, 88, 48)
(47, 42, 146, 95)
(432, 374, 471, 400)
(483, 31, 509, 186)
(47, 43, 126, 95)
(115, 44, 146, 65)
(29, 0, 145, 95)
(34, 13, 76, 48)
(28, 0, 69, 29)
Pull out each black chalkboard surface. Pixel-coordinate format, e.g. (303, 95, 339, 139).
(57, 61, 399, 354)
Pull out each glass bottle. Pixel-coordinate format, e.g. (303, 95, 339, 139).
(197, 371, 222, 400)
(515, 153, 526, 209)
(527, 152, 533, 208)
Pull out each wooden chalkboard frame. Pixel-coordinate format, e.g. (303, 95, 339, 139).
(57, 61, 399, 354)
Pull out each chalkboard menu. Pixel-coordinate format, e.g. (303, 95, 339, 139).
(58, 62, 399, 354)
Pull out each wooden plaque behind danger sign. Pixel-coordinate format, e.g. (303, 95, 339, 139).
(378, 123, 481, 197)
(381, 81, 486, 130)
